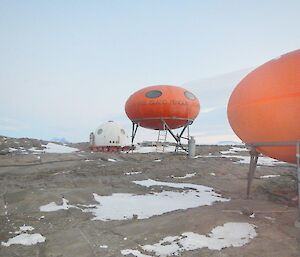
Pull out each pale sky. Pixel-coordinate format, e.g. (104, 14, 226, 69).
(0, 0, 299, 142)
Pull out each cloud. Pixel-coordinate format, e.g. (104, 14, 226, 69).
(201, 107, 218, 113)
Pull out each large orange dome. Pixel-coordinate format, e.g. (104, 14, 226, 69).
(125, 85, 200, 130)
(227, 49, 300, 163)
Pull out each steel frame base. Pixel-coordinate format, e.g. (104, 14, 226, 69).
(130, 119, 192, 153)
(89, 145, 134, 152)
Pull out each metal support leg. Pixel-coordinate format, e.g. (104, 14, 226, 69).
(247, 147, 259, 198)
(166, 126, 187, 152)
(295, 142, 300, 228)
(161, 122, 188, 152)
(177, 124, 190, 151)
(178, 124, 189, 139)
(131, 122, 139, 146)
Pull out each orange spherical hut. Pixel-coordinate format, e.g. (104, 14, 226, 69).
(227, 49, 300, 163)
(125, 85, 200, 130)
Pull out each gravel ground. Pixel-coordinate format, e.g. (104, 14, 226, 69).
(0, 145, 299, 257)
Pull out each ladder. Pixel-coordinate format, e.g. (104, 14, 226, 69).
(156, 129, 167, 152)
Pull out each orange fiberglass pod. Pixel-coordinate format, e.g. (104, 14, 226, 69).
(125, 85, 200, 130)
(227, 49, 300, 163)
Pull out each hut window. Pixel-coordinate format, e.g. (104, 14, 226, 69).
(184, 91, 196, 100)
(121, 129, 125, 135)
(97, 129, 103, 135)
(145, 90, 162, 98)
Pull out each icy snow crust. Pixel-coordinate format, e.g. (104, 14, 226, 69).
(121, 222, 257, 256)
(39, 179, 229, 221)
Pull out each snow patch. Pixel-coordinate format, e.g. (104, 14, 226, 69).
(220, 146, 248, 155)
(19, 225, 35, 232)
(125, 171, 142, 175)
(234, 156, 285, 166)
(249, 213, 255, 218)
(133, 146, 181, 153)
(195, 154, 285, 166)
(260, 175, 280, 178)
(1, 233, 45, 246)
(38, 180, 229, 222)
(28, 147, 44, 153)
(264, 216, 276, 222)
(42, 143, 79, 153)
(83, 179, 229, 221)
(122, 222, 256, 256)
(40, 198, 77, 212)
(170, 173, 196, 179)
(121, 249, 152, 257)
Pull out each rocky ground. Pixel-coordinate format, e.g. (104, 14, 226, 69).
(0, 137, 299, 257)
(0, 136, 47, 155)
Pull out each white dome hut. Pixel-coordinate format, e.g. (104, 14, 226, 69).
(90, 121, 129, 152)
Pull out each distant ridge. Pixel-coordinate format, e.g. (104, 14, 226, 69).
(51, 137, 69, 144)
